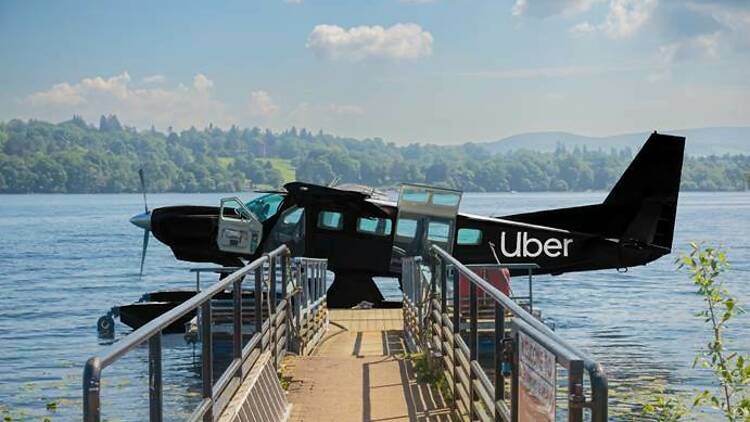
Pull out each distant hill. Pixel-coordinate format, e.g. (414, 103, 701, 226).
(479, 127, 750, 156)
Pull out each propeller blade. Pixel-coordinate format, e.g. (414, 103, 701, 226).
(138, 168, 148, 213)
(139, 229, 149, 277)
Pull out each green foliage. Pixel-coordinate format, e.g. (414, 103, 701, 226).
(644, 243, 750, 421)
(642, 394, 689, 422)
(0, 116, 747, 193)
(407, 351, 453, 403)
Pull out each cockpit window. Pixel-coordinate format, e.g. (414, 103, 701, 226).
(282, 207, 304, 225)
(245, 193, 284, 223)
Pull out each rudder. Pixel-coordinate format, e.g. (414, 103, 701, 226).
(604, 132, 685, 250)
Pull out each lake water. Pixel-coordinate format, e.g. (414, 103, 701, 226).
(1, 192, 748, 421)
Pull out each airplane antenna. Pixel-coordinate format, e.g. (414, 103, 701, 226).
(488, 242, 501, 265)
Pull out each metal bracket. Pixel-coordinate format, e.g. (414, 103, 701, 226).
(569, 382, 587, 408)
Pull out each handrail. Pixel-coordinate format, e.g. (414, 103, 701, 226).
(432, 245, 588, 362)
(403, 245, 608, 422)
(98, 245, 284, 367)
(83, 245, 296, 422)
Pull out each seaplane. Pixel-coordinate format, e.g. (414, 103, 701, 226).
(100, 132, 685, 334)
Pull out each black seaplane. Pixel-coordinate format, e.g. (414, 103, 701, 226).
(105, 132, 684, 334)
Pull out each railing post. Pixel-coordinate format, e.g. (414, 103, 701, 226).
(416, 258, 423, 342)
(82, 357, 102, 422)
(269, 256, 277, 367)
(591, 366, 609, 422)
(440, 259, 447, 313)
(233, 278, 242, 377)
(255, 266, 263, 347)
(510, 331, 519, 422)
(452, 264, 460, 411)
(527, 268, 533, 314)
(149, 333, 163, 422)
(302, 262, 309, 306)
(201, 300, 213, 422)
(568, 360, 584, 422)
(494, 302, 506, 421)
(281, 254, 288, 297)
(429, 257, 437, 348)
(469, 279, 478, 421)
(293, 259, 302, 352)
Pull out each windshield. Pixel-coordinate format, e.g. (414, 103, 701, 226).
(245, 193, 284, 223)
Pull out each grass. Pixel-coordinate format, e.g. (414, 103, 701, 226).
(216, 157, 235, 169)
(262, 158, 296, 183)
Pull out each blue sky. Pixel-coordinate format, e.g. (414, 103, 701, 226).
(1, 0, 748, 144)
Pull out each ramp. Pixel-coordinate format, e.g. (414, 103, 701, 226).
(282, 309, 455, 422)
(218, 351, 290, 422)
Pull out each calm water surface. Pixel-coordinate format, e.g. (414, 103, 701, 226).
(0, 192, 748, 420)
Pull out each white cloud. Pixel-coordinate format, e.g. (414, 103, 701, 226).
(24, 71, 233, 130)
(400, 0, 436, 3)
(192, 73, 214, 94)
(602, 0, 657, 39)
(81, 72, 131, 100)
(249, 90, 279, 117)
(27, 82, 85, 106)
(283, 0, 302, 4)
(141, 74, 166, 84)
(567, 0, 656, 39)
(306, 23, 433, 61)
(570, 21, 597, 35)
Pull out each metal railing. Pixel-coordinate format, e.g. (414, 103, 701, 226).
(402, 245, 608, 422)
(82, 245, 329, 422)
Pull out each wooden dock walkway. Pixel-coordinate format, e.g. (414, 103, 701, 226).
(281, 309, 455, 422)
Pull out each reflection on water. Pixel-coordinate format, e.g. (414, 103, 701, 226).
(0, 192, 747, 420)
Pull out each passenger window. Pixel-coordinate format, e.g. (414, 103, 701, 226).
(396, 218, 417, 239)
(357, 217, 393, 236)
(402, 189, 429, 203)
(318, 211, 343, 230)
(282, 208, 304, 225)
(431, 192, 460, 207)
(427, 221, 450, 243)
(457, 228, 482, 245)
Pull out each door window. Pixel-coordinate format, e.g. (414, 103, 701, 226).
(427, 221, 450, 243)
(357, 217, 393, 236)
(318, 211, 343, 230)
(396, 218, 418, 239)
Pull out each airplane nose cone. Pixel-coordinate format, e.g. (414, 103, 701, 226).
(130, 211, 151, 230)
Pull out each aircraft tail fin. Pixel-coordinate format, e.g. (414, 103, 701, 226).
(603, 131, 685, 249)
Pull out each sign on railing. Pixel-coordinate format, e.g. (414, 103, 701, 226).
(518, 332, 556, 422)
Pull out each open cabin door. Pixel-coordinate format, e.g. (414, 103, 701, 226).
(216, 197, 263, 256)
(390, 184, 462, 272)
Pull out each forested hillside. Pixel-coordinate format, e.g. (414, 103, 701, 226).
(0, 116, 747, 193)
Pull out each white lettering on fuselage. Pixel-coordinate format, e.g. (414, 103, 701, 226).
(500, 232, 573, 258)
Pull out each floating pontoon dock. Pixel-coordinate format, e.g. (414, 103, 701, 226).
(83, 244, 608, 422)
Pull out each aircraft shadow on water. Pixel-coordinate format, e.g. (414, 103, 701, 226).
(105, 132, 685, 334)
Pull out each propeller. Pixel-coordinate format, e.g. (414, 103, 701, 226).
(139, 168, 148, 213)
(130, 168, 152, 277)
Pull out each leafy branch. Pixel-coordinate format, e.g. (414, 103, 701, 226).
(644, 243, 750, 421)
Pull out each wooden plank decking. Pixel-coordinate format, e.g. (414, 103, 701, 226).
(282, 309, 455, 422)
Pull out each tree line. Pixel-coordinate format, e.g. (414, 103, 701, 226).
(0, 116, 747, 194)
